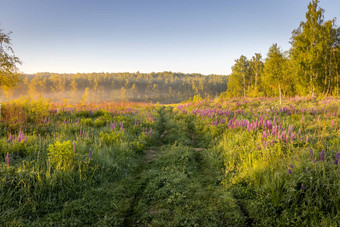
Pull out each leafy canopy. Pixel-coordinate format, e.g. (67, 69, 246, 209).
(0, 26, 21, 88)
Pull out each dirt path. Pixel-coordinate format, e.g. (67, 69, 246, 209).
(123, 108, 168, 226)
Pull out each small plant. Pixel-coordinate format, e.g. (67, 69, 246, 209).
(94, 118, 105, 127)
(47, 140, 76, 171)
(100, 131, 124, 145)
(80, 118, 93, 126)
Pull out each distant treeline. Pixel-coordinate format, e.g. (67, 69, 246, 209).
(3, 72, 228, 103)
(223, 0, 340, 98)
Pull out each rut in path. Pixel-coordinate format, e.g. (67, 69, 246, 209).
(123, 107, 249, 226)
(123, 109, 168, 226)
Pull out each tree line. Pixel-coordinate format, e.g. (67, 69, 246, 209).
(3, 72, 227, 103)
(223, 0, 340, 98)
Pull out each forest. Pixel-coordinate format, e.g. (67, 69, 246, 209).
(3, 72, 227, 103)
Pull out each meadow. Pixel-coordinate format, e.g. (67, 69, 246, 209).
(0, 96, 339, 226)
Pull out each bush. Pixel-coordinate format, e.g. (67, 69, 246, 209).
(47, 140, 76, 171)
(80, 118, 93, 126)
(100, 131, 124, 146)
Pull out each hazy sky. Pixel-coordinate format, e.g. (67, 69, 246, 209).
(1, 0, 340, 75)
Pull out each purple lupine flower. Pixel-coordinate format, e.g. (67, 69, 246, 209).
(6, 153, 10, 166)
(73, 141, 76, 152)
(18, 131, 23, 143)
(320, 149, 325, 161)
(334, 153, 340, 165)
(301, 184, 305, 191)
(288, 168, 292, 174)
(289, 164, 294, 169)
(24, 136, 27, 144)
(89, 148, 92, 159)
(310, 148, 313, 161)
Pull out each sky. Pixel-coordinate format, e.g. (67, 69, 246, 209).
(1, 0, 340, 75)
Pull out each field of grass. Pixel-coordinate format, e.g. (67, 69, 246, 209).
(1, 97, 339, 226)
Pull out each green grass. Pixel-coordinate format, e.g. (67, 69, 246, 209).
(1, 97, 340, 226)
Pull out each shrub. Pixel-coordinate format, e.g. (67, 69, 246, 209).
(80, 118, 93, 126)
(94, 118, 105, 127)
(100, 131, 124, 146)
(47, 140, 76, 171)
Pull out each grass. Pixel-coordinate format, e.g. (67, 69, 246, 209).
(0, 97, 339, 226)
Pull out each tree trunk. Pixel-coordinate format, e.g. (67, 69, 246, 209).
(243, 73, 246, 97)
(279, 83, 282, 106)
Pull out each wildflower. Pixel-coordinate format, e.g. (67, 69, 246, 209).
(6, 153, 10, 166)
(89, 148, 92, 159)
(289, 164, 294, 169)
(301, 184, 305, 191)
(306, 167, 309, 172)
(73, 141, 76, 152)
(334, 153, 340, 165)
(18, 131, 23, 143)
(310, 148, 313, 161)
(288, 168, 292, 174)
(24, 136, 27, 144)
(306, 136, 308, 144)
(320, 149, 325, 161)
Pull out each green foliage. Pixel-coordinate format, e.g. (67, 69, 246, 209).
(93, 118, 105, 127)
(225, 0, 340, 98)
(226, 55, 249, 97)
(80, 118, 93, 126)
(290, 0, 340, 96)
(263, 44, 294, 96)
(100, 131, 124, 146)
(47, 140, 76, 171)
(0, 26, 21, 87)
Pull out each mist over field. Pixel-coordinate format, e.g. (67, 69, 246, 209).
(4, 72, 228, 103)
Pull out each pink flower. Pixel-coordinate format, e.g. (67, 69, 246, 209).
(6, 153, 10, 166)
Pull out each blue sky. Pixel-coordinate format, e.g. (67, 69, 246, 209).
(1, 0, 340, 75)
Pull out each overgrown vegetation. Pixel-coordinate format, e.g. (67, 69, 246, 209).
(1, 96, 339, 226)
